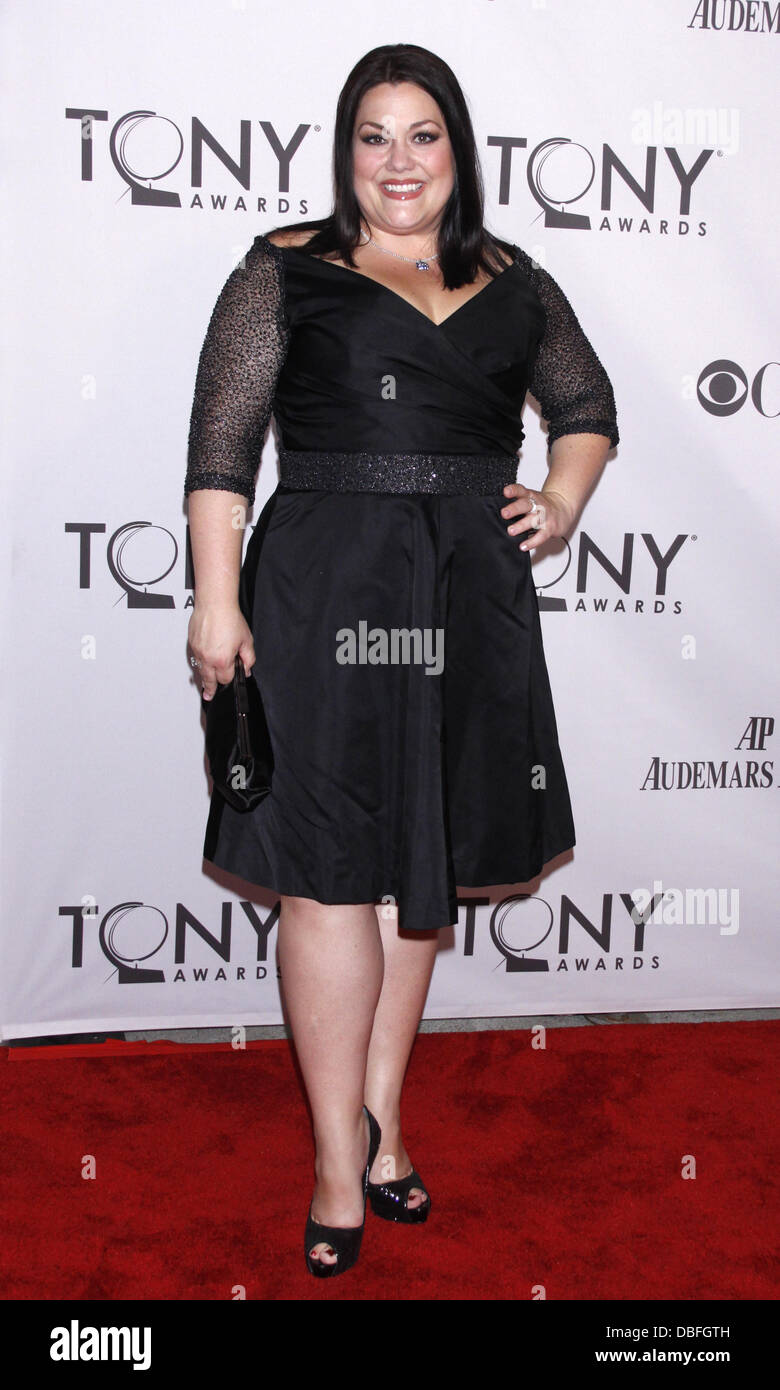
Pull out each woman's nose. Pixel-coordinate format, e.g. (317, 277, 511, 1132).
(384, 142, 417, 174)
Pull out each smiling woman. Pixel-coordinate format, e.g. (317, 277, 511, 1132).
(305, 80, 513, 317)
(183, 41, 619, 1280)
(354, 90, 453, 223)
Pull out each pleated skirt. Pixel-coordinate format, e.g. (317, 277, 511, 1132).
(202, 483, 575, 931)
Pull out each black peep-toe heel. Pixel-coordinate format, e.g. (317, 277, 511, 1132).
(367, 1166, 431, 1223)
(304, 1105, 381, 1277)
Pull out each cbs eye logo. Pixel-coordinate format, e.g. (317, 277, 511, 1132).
(697, 359, 779, 417)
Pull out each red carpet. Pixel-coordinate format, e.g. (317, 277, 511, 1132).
(2, 1021, 778, 1300)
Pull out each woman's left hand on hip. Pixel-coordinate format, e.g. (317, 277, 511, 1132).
(501, 482, 575, 551)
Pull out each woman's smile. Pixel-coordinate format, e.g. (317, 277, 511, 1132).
(378, 180, 426, 200)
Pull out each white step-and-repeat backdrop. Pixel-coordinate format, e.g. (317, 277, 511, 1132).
(2, 0, 778, 1038)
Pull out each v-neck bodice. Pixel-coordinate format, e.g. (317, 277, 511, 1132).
(283, 242, 520, 330)
(272, 236, 546, 463)
(184, 231, 619, 507)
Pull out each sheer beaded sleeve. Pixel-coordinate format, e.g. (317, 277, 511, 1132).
(184, 234, 290, 507)
(515, 247, 619, 452)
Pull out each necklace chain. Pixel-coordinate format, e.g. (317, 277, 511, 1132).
(360, 228, 439, 272)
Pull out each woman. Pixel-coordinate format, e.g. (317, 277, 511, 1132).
(184, 43, 619, 1278)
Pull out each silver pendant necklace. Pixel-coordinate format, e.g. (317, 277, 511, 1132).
(359, 228, 439, 272)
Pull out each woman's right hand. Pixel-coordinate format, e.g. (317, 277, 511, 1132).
(187, 601, 256, 701)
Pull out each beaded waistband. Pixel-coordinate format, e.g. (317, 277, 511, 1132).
(277, 448, 517, 496)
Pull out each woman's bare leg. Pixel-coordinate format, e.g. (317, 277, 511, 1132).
(277, 894, 383, 1267)
(364, 902, 440, 1209)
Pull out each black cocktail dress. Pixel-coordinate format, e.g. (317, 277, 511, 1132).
(184, 233, 619, 931)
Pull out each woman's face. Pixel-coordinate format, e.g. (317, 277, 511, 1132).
(351, 81, 454, 246)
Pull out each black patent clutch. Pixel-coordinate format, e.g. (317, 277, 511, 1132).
(203, 654, 273, 811)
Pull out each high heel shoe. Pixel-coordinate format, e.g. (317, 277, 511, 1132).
(367, 1166, 431, 1223)
(304, 1105, 381, 1277)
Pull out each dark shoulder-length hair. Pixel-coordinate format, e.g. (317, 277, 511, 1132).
(266, 43, 515, 289)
